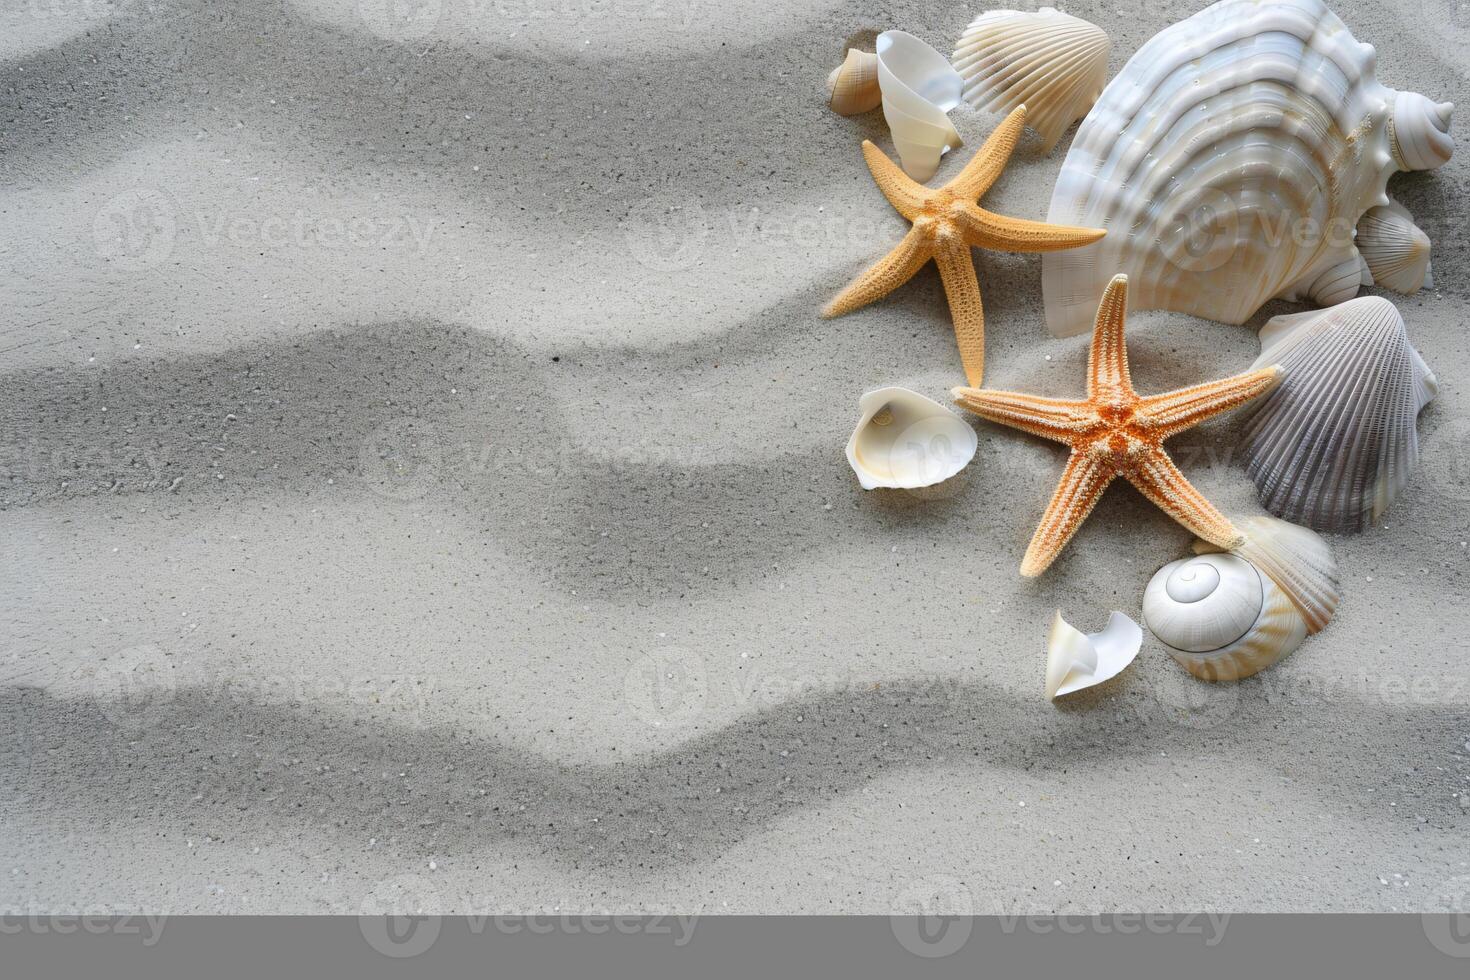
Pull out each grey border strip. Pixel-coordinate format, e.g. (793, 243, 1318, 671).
(2, 914, 1470, 977)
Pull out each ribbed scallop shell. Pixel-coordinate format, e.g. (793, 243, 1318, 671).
(1194, 516, 1341, 634)
(1143, 554, 1307, 681)
(1357, 200, 1433, 293)
(951, 7, 1111, 153)
(827, 49, 881, 116)
(1239, 297, 1437, 533)
(1040, 0, 1454, 337)
(846, 387, 978, 490)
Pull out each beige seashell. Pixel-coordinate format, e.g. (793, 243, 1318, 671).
(1390, 92, 1455, 172)
(1045, 610, 1141, 699)
(952, 7, 1110, 153)
(826, 48, 881, 116)
(1193, 516, 1340, 635)
(1242, 298, 1437, 533)
(1357, 200, 1433, 293)
(1040, 0, 1455, 337)
(846, 387, 977, 490)
(1143, 554, 1307, 682)
(875, 30, 964, 182)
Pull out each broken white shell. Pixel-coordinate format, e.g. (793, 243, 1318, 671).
(1193, 516, 1341, 635)
(826, 48, 881, 116)
(952, 7, 1110, 153)
(1041, 0, 1455, 337)
(1045, 610, 1142, 699)
(1143, 553, 1307, 681)
(1241, 297, 1437, 533)
(875, 30, 964, 182)
(846, 387, 977, 490)
(1356, 200, 1433, 293)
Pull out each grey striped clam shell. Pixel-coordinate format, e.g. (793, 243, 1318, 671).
(1240, 298, 1437, 534)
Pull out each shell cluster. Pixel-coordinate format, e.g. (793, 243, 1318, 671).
(1040, 0, 1454, 337)
(1145, 516, 1341, 680)
(952, 7, 1110, 153)
(1240, 298, 1437, 533)
(824, 32, 964, 181)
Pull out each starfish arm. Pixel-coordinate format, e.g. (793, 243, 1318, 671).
(1020, 450, 1116, 577)
(950, 387, 1089, 445)
(822, 226, 932, 319)
(958, 205, 1107, 254)
(1087, 274, 1133, 399)
(932, 238, 987, 386)
(861, 140, 926, 220)
(1126, 446, 1244, 551)
(946, 105, 1028, 201)
(1140, 365, 1284, 439)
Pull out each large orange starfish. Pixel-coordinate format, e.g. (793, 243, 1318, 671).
(953, 275, 1284, 577)
(823, 105, 1106, 386)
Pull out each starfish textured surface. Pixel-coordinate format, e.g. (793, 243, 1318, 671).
(823, 105, 1106, 386)
(952, 275, 1284, 577)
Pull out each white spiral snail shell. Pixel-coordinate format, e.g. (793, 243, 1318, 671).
(1142, 553, 1307, 682)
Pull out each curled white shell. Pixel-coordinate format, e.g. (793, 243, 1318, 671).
(875, 30, 964, 182)
(1040, 0, 1455, 337)
(1143, 554, 1307, 681)
(1045, 610, 1141, 699)
(1194, 516, 1341, 635)
(1391, 92, 1455, 172)
(846, 387, 977, 490)
(826, 49, 881, 116)
(1241, 297, 1437, 533)
(1357, 200, 1433, 293)
(952, 7, 1110, 153)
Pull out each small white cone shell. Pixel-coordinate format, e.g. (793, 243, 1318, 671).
(1242, 297, 1436, 533)
(1357, 200, 1432, 294)
(1045, 610, 1141, 700)
(875, 31, 964, 182)
(1040, 0, 1454, 337)
(952, 7, 1110, 153)
(846, 387, 978, 490)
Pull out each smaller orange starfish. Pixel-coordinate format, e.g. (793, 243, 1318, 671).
(823, 105, 1106, 386)
(953, 275, 1284, 577)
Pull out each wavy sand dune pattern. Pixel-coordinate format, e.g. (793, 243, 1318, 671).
(2, 0, 1469, 913)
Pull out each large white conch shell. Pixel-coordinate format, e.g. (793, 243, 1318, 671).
(1356, 200, 1433, 293)
(846, 387, 978, 490)
(1241, 298, 1437, 533)
(1045, 610, 1141, 699)
(952, 7, 1110, 153)
(875, 30, 964, 182)
(1143, 554, 1307, 681)
(826, 49, 881, 116)
(1193, 516, 1341, 635)
(1040, 0, 1455, 337)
